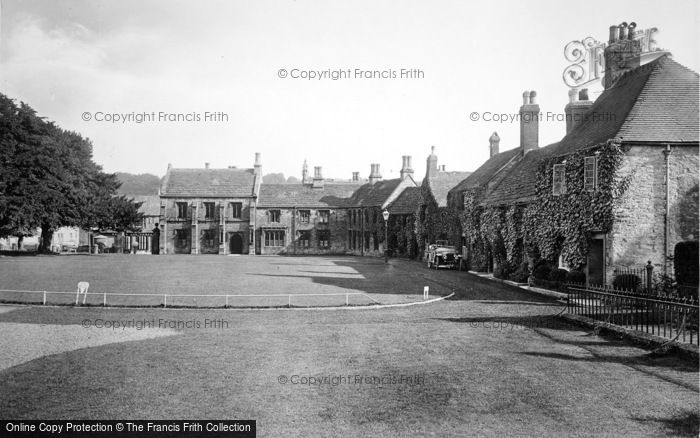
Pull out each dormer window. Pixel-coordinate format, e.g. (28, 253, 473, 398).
(553, 164, 566, 196)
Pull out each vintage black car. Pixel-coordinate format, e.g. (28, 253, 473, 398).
(426, 240, 460, 269)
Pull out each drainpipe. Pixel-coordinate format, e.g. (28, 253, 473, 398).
(663, 144, 671, 276)
(361, 207, 365, 256)
(292, 206, 296, 254)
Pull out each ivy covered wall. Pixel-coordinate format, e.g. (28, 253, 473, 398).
(415, 181, 461, 259)
(456, 138, 630, 275)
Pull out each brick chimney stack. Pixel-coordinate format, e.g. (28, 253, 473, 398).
(565, 88, 593, 134)
(519, 91, 539, 153)
(253, 152, 262, 176)
(400, 155, 414, 180)
(604, 22, 641, 89)
(489, 132, 500, 157)
(426, 146, 438, 178)
(368, 164, 382, 185)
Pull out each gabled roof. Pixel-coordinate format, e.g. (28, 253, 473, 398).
(128, 195, 161, 216)
(347, 179, 403, 208)
(387, 186, 421, 215)
(554, 56, 698, 156)
(483, 56, 699, 207)
(427, 171, 471, 207)
(160, 168, 257, 198)
(257, 183, 360, 208)
(449, 147, 521, 195)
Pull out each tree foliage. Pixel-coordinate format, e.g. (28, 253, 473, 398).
(0, 93, 143, 251)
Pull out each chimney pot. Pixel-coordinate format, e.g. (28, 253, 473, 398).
(618, 22, 628, 40)
(489, 132, 501, 158)
(205, 162, 210, 169)
(167, 163, 172, 169)
(352, 171, 359, 182)
(529, 91, 537, 104)
(578, 88, 589, 101)
(568, 89, 577, 103)
(520, 90, 539, 152)
(522, 91, 530, 105)
(608, 25, 619, 43)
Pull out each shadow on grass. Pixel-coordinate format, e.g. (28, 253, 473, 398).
(632, 411, 700, 438)
(254, 258, 558, 304)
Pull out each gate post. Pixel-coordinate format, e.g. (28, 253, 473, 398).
(645, 261, 653, 294)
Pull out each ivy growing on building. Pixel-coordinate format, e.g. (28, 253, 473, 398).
(457, 138, 631, 273)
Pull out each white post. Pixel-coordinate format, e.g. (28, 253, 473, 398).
(423, 286, 429, 300)
(43, 291, 46, 306)
(225, 295, 229, 308)
(164, 294, 167, 308)
(346, 293, 349, 306)
(288, 295, 291, 308)
(103, 293, 107, 307)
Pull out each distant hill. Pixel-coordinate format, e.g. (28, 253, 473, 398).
(115, 172, 162, 195)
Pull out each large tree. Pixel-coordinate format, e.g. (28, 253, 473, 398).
(0, 93, 143, 252)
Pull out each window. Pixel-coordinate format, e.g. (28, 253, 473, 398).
(204, 202, 216, 220)
(584, 156, 597, 191)
(202, 229, 216, 247)
(270, 210, 281, 223)
(364, 232, 370, 251)
(265, 230, 285, 247)
(230, 202, 242, 219)
(319, 210, 330, 224)
(553, 164, 566, 196)
(318, 230, 330, 248)
(373, 232, 379, 250)
(177, 202, 188, 219)
(175, 229, 189, 246)
(373, 210, 378, 224)
(299, 210, 310, 224)
(348, 231, 352, 249)
(298, 230, 311, 247)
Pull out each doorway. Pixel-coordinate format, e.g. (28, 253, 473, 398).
(587, 238, 605, 286)
(230, 233, 243, 254)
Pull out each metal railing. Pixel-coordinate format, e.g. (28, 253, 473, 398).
(567, 284, 699, 346)
(0, 289, 381, 309)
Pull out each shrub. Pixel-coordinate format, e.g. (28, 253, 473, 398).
(509, 262, 530, 283)
(613, 274, 641, 292)
(549, 268, 568, 283)
(674, 241, 699, 286)
(493, 265, 505, 279)
(533, 263, 552, 280)
(566, 270, 586, 284)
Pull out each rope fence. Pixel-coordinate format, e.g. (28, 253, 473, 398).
(0, 289, 383, 309)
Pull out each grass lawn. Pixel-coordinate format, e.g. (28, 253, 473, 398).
(0, 255, 697, 436)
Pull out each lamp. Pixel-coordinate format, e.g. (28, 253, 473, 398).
(382, 210, 389, 264)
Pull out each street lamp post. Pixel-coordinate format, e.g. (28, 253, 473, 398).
(382, 210, 390, 264)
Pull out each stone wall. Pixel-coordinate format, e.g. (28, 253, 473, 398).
(255, 208, 348, 255)
(346, 207, 387, 257)
(609, 144, 699, 281)
(160, 197, 253, 255)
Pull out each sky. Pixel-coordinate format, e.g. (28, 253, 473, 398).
(1, 0, 698, 181)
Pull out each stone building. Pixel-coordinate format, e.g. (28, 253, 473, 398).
(158, 155, 262, 255)
(255, 165, 360, 255)
(448, 23, 699, 285)
(346, 159, 418, 257)
(416, 146, 471, 257)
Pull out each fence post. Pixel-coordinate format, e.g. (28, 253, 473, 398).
(43, 291, 46, 306)
(164, 294, 167, 308)
(288, 295, 291, 308)
(346, 293, 349, 306)
(645, 261, 653, 293)
(103, 293, 106, 307)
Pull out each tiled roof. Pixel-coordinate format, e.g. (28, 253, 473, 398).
(617, 57, 698, 142)
(128, 195, 161, 216)
(484, 56, 699, 207)
(427, 171, 471, 207)
(347, 179, 403, 208)
(449, 147, 521, 194)
(160, 168, 257, 198)
(387, 186, 421, 215)
(257, 183, 360, 208)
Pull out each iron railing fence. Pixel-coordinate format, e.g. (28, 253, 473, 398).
(567, 284, 699, 346)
